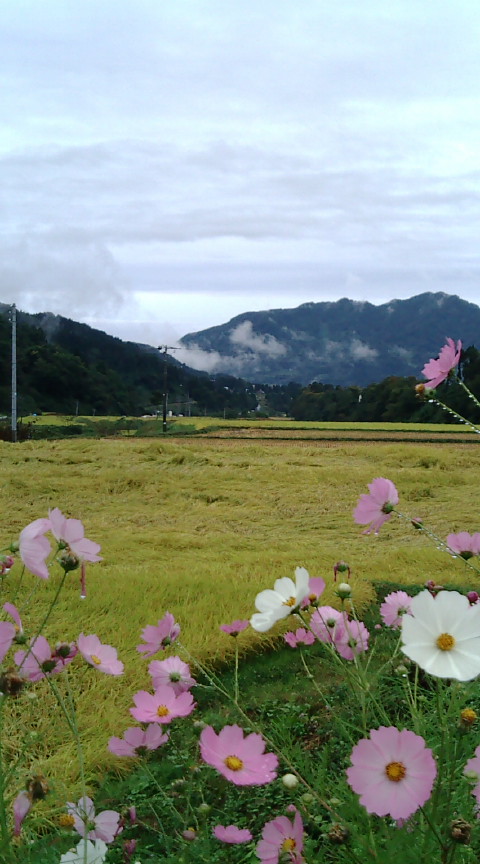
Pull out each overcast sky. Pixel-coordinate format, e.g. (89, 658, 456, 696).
(2, 0, 480, 364)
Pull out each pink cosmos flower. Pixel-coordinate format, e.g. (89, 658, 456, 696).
(67, 796, 122, 844)
(284, 628, 315, 648)
(108, 725, 169, 757)
(310, 606, 343, 644)
(335, 618, 369, 660)
(137, 612, 180, 657)
(346, 726, 437, 820)
(0, 602, 23, 663)
(301, 576, 326, 608)
(77, 633, 124, 676)
(13, 791, 32, 836)
(49, 508, 102, 563)
(220, 619, 250, 636)
(421, 338, 462, 389)
(354, 477, 399, 535)
(464, 744, 480, 803)
(199, 724, 278, 786)
(18, 517, 52, 580)
(14, 635, 63, 681)
(380, 591, 413, 629)
(148, 656, 196, 694)
(213, 824, 253, 844)
(130, 684, 195, 724)
(256, 807, 304, 863)
(447, 532, 480, 560)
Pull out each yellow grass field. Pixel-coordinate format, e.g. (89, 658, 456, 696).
(1, 433, 479, 814)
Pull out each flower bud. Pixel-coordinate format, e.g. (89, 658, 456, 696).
(460, 708, 477, 728)
(282, 773, 299, 789)
(450, 818, 472, 844)
(182, 828, 197, 841)
(336, 583, 351, 599)
(411, 518, 423, 530)
(415, 383, 426, 399)
(467, 592, 479, 606)
(301, 793, 315, 805)
(333, 561, 350, 582)
(328, 823, 350, 844)
(197, 802, 211, 814)
(57, 551, 80, 573)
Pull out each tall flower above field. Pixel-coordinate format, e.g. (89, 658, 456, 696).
(49, 508, 102, 564)
(15, 636, 64, 681)
(213, 824, 253, 844)
(354, 478, 399, 535)
(137, 612, 180, 657)
(421, 338, 462, 389)
(401, 590, 480, 681)
(67, 796, 121, 844)
(446, 532, 480, 560)
(130, 684, 195, 724)
(347, 726, 436, 820)
(18, 517, 52, 579)
(380, 591, 413, 629)
(77, 634, 124, 676)
(200, 724, 278, 785)
(148, 656, 196, 694)
(250, 567, 310, 633)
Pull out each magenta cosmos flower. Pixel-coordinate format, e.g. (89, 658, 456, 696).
(301, 576, 326, 608)
(347, 726, 437, 820)
(334, 618, 370, 660)
(77, 633, 124, 676)
(14, 635, 65, 681)
(148, 656, 196, 694)
(284, 628, 315, 648)
(199, 724, 278, 786)
(49, 508, 102, 563)
(137, 612, 180, 657)
(67, 796, 121, 844)
(13, 791, 32, 836)
(108, 725, 169, 757)
(421, 338, 462, 389)
(130, 684, 195, 724)
(18, 517, 52, 579)
(220, 619, 250, 636)
(256, 808, 304, 864)
(447, 532, 480, 560)
(354, 477, 399, 535)
(213, 824, 253, 844)
(380, 591, 413, 629)
(310, 606, 343, 644)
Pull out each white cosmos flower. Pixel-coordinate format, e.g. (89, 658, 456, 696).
(60, 839, 108, 864)
(401, 589, 480, 681)
(250, 567, 310, 633)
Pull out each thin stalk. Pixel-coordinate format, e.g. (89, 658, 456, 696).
(0, 697, 14, 863)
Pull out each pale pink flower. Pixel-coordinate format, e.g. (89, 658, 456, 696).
(130, 684, 195, 724)
(284, 628, 315, 648)
(14, 635, 63, 681)
(77, 634, 124, 676)
(49, 508, 102, 563)
(301, 576, 326, 608)
(380, 591, 413, 629)
(213, 824, 253, 844)
(108, 725, 169, 757)
(464, 744, 480, 803)
(310, 606, 344, 644)
(422, 338, 462, 389)
(199, 724, 278, 786)
(52, 641, 78, 668)
(0, 602, 23, 663)
(148, 656, 196, 694)
(354, 477, 399, 535)
(67, 796, 122, 844)
(347, 726, 437, 819)
(220, 619, 250, 636)
(256, 807, 304, 863)
(13, 791, 32, 836)
(137, 612, 180, 657)
(334, 618, 369, 660)
(19, 517, 52, 579)
(447, 532, 480, 560)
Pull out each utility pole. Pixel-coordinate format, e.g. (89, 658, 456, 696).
(158, 345, 177, 433)
(11, 304, 17, 443)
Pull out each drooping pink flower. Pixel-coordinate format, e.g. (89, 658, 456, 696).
(130, 684, 195, 724)
(346, 726, 437, 820)
(335, 618, 369, 660)
(310, 606, 344, 644)
(49, 508, 102, 563)
(18, 517, 52, 580)
(447, 532, 480, 560)
(0, 602, 23, 663)
(380, 591, 413, 629)
(148, 656, 196, 694)
(220, 619, 250, 636)
(14, 636, 63, 681)
(213, 824, 253, 844)
(199, 724, 278, 786)
(256, 807, 304, 863)
(136, 612, 180, 657)
(301, 576, 326, 608)
(284, 628, 315, 648)
(52, 641, 78, 668)
(108, 725, 169, 757)
(422, 338, 462, 389)
(77, 633, 124, 676)
(464, 744, 480, 803)
(13, 791, 32, 836)
(67, 796, 122, 844)
(353, 478, 399, 535)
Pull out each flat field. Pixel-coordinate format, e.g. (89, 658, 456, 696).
(1, 431, 479, 809)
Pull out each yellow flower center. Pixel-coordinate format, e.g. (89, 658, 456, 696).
(283, 596, 296, 607)
(157, 705, 169, 717)
(282, 837, 296, 852)
(385, 761, 406, 782)
(91, 655, 102, 665)
(58, 814, 75, 828)
(224, 755, 244, 771)
(461, 708, 477, 725)
(436, 633, 455, 651)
